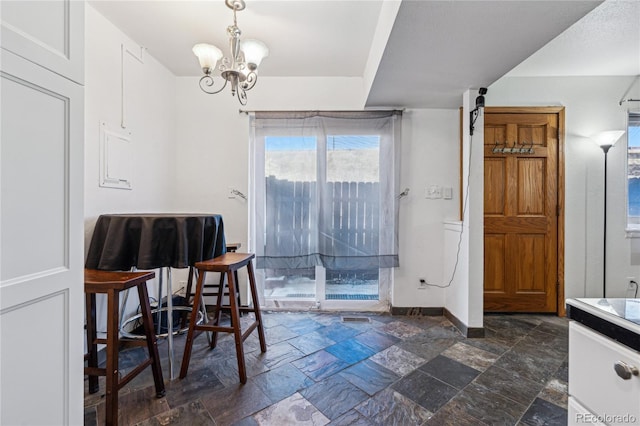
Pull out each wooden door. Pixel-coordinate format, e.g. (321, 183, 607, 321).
(1, 1, 85, 424)
(483, 108, 563, 313)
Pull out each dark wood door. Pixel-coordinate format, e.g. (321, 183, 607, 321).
(484, 108, 563, 312)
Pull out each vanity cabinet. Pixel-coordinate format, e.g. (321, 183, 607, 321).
(569, 321, 640, 425)
(567, 298, 640, 426)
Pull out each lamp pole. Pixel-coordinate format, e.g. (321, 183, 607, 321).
(600, 144, 612, 299)
(593, 130, 625, 300)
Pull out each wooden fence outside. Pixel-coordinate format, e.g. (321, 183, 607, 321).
(265, 176, 380, 280)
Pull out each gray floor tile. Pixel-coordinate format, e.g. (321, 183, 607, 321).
(419, 355, 480, 389)
(519, 398, 567, 426)
(292, 350, 350, 381)
(339, 359, 400, 395)
(326, 339, 376, 364)
(300, 375, 369, 420)
(355, 388, 433, 426)
(252, 392, 330, 425)
(85, 312, 569, 426)
(468, 365, 544, 406)
(288, 331, 337, 355)
(317, 323, 363, 342)
(440, 341, 499, 371)
(444, 387, 528, 425)
(392, 370, 459, 412)
(354, 329, 400, 352)
(252, 363, 315, 404)
(327, 409, 374, 426)
(134, 400, 215, 426)
(200, 382, 271, 425)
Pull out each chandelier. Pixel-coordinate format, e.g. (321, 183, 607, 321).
(192, 0, 268, 105)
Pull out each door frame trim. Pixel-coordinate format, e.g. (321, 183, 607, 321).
(484, 106, 566, 316)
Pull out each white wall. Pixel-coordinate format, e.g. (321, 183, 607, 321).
(173, 78, 461, 309)
(84, 4, 177, 323)
(84, 5, 176, 230)
(488, 75, 640, 300)
(443, 90, 484, 328)
(173, 76, 366, 246)
(394, 109, 460, 308)
(86, 7, 640, 327)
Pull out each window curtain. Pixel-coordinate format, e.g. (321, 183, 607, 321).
(249, 110, 402, 270)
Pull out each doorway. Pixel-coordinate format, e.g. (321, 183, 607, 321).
(483, 107, 565, 313)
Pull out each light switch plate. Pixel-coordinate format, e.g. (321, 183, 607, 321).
(442, 186, 453, 199)
(426, 185, 442, 199)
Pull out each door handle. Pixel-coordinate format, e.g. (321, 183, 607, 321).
(614, 360, 639, 380)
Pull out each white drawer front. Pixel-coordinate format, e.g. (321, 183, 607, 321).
(569, 322, 640, 425)
(568, 396, 606, 426)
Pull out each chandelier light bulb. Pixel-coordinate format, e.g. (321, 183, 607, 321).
(241, 39, 269, 70)
(192, 43, 223, 74)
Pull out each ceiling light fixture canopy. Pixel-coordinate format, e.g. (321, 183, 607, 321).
(192, 0, 268, 105)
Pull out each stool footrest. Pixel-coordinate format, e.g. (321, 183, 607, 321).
(117, 359, 154, 390)
(85, 366, 106, 376)
(210, 305, 257, 313)
(242, 321, 259, 341)
(194, 324, 234, 334)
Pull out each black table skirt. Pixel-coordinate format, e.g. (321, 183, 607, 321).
(85, 214, 226, 270)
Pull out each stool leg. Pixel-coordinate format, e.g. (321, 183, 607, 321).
(247, 260, 267, 353)
(105, 289, 120, 426)
(180, 266, 195, 329)
(234, 270, 242, 316)
(137, 283, 165, 398)
(179, 270, 206, 379)
(210, 272, 226, 349)
(227, 269, 247, 384)
(85, 292, 99, 394)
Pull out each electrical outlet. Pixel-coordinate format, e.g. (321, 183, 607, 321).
(628, 277, 637, 290)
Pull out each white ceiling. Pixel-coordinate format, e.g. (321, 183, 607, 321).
(507, 0, 640, 77)
(89, 0, 639, 109)
(89, 0, 384, 77)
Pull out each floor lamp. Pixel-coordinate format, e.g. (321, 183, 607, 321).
(593, 130, 626, 299)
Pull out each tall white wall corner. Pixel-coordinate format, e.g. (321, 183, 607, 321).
(443, 89, 484, 329)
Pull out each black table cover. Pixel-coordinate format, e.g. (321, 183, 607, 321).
(85, 214, 226, 270)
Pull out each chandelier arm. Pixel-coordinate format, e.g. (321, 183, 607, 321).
(237, 87, 248, 105)
(198, 75, 229, 95)
(241, 72, 258, 91)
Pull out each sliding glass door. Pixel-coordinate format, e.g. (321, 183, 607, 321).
(250, 112, 400, 311)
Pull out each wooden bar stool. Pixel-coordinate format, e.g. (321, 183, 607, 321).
(179, 252, 267, 383)
(85, 270, 165, 426)
(183, 242, 242, 310)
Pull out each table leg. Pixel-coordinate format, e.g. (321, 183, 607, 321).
(166, 267, 175, 380)
(156, 271, 163, 337)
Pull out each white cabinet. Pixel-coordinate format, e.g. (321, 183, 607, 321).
(569, 321, 640, 426)
(1, 1, 84, 425)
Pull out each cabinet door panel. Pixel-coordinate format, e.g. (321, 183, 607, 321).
(1, 0, 84, 84)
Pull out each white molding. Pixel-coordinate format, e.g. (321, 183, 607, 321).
(99, 121, 133, 190)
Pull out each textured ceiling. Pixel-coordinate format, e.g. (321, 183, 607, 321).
(365, 0, 603, 108)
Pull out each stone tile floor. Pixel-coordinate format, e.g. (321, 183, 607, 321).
(84, 311, 569, 425)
